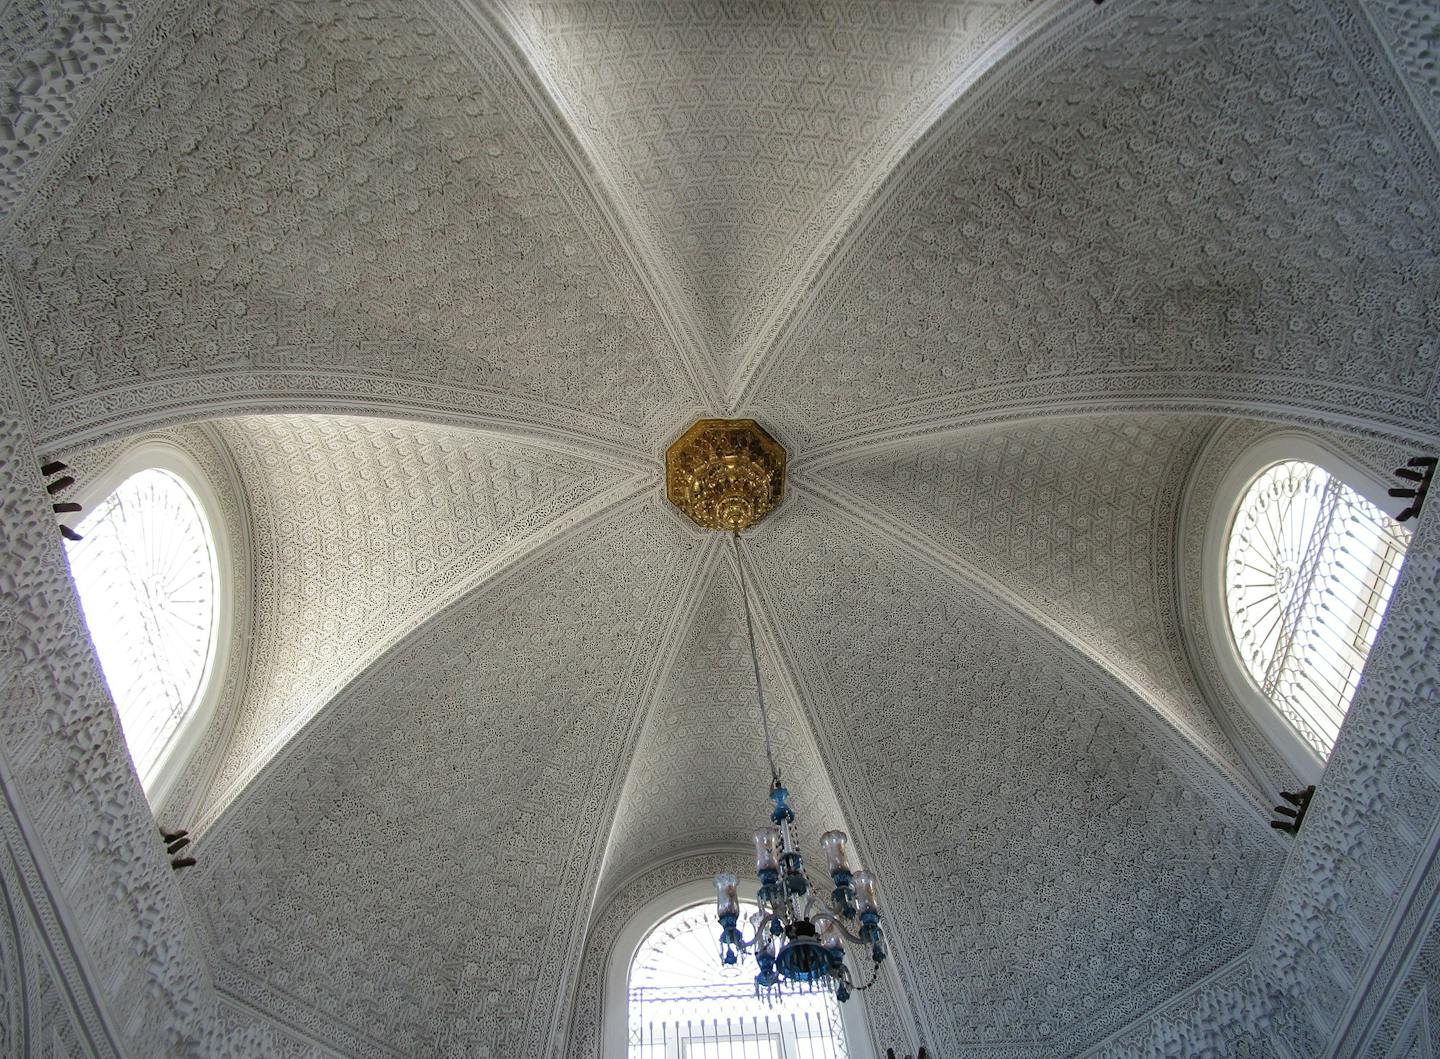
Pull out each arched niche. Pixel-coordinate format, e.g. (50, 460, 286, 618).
(599, 877, 880, 1059)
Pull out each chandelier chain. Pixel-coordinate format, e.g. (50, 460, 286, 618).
(732, 531, 781, 788)
(705, 433, 887, 1005)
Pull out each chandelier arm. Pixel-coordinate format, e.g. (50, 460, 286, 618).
(739, 908, 764, 948)
(806, 898, 869, 945)
(731, 530, 781, 787)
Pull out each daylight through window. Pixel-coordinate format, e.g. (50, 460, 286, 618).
(67, 468, 218, 782)
(1225, 460, 1409, 757)
(629, 904, 848, 1059)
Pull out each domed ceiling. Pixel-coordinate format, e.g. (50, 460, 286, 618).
(175, 409, 1279, 1058)
(2, 0, 1436, 1055)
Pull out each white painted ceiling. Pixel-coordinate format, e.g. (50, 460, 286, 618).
(2, 0, 1436, 1055)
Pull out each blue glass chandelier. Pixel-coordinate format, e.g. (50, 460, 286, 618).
(714, 531, 888, 1004)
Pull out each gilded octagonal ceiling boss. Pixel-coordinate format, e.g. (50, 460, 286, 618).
(665, 419, 787, 532)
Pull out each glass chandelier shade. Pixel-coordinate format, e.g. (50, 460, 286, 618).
(714, 532, 888, 1004)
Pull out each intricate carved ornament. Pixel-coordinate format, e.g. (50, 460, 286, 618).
(665, 418, 787, 532)
(1, 0, 1438, 1054)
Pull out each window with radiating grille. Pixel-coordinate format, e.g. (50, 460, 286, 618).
(1225, 460, 1409, 757)
(628, 904, 848, 1059)
(67, 468, 218, 782)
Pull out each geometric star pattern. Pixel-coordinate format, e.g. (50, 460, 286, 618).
(501, 0, 1026, 392)
(815, 415, 1236, 767)
(194, 415, 638, 820)
(0, 0, 1434, 1057)
(601, 547, 847, 896)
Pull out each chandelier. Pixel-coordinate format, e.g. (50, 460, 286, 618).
(665, 419, 889, 1004)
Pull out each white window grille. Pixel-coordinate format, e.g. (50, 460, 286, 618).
(1225, 460, 1409, 757)
(629, 904, 848, 1059)
(66, 468, 217, 780)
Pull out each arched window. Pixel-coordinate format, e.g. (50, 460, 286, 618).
(66, 464, 220, 790)
(1224, 458, 1409, 761)
(628, 903, 849, 1059)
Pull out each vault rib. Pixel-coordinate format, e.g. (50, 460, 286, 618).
(4, 0, 706, 461)
(194, 471, 653, 832)
(794, 395, 1439, 477)
(791, 476, 1273, 823)
(744, 493, 1281, 1054)
(548, 527, 722, 1054)
(28, 374, 669, 474)
(591, 531, 726, 898)
(726, 534, 931, 1051)
(728, 0, 1079, 413)
(435, 0, 725, 412)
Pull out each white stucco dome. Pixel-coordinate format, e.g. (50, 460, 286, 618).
(0, 1, 1436, 1057)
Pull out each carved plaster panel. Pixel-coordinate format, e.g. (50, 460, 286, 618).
(748, 496, 1280, 1056)
(811, 414, 1240, 776)
(0, 846, 22, 1059)
(0, 380, 222, 1057)
(187, 498, 701, 1058)
(0, 0, 1438, 1054)
(209, 998, 344, 1059)
(1257, 509, 1440, 1054)
(600, 551, 846, 897)
(501, 0, 1030, 391)
(196, 414, 640, 822)
(754, 0, 1440, 448)
(1365, 916, 1440, 1059)
(1357, 0, 1440, 136)
(1, 0, 698, 454)
(0, 0, 172, 222)
(1079, 955, 1281, 1059)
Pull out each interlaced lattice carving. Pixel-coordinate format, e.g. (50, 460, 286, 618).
(757, 0, 1440, 447)
(0, 0, 164, 220)
(749, 497, 1279, 1054)
(812, 415, 1236, 769)
(4, 0, 698, 453)
(500, 0, 1025, 391)
(0, 398, 220, 1058)
(0, 0, 1434, 1055)
(601, 553, 844, 896)
(197, 414, 635, 818)
(1358, 0, 1440, 132)
(189, 501, 697, 1057)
